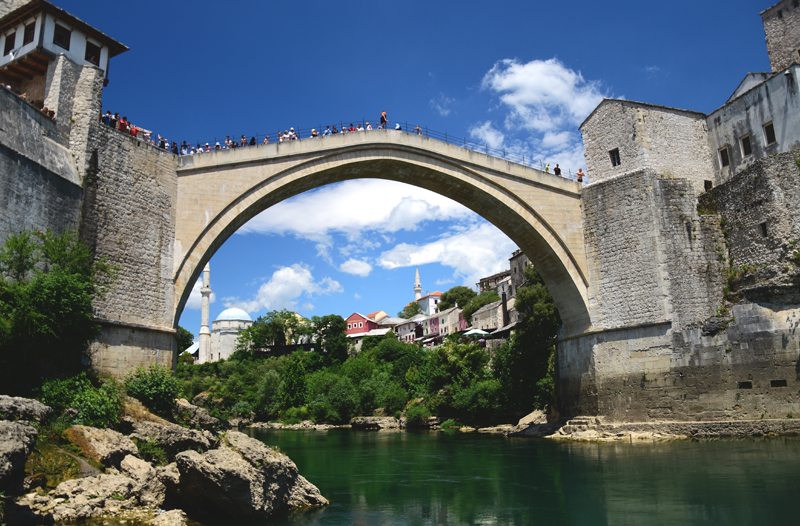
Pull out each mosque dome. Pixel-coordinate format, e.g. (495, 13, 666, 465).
(215, 308, 252, 322)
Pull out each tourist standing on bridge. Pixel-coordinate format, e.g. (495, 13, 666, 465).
(576, 168, 585, 183)
(262, 136, 269, 144)
(544, 163, 550, 173)
(380, 110, 387, 129)
(412, 125, 422, 135)
(311, 129, 319, 138)
(554, 164, 561, 176)
(366, 122, 372, 130)
(332, 125, 339, 134)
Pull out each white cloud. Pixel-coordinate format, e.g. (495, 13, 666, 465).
(223, 263, 342, 314)
(429, 93, 455, 116)
(185, 276, 216, 310)
(238, 180, 474, 243)
(475, 57, 608, 173)
(339, 259, 373, 277)
(377, 222, 517, 288)
(354, 293, 361, 300)
(468, 121, 505, 150)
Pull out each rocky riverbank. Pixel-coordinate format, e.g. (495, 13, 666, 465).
(0, 395, 327, 525)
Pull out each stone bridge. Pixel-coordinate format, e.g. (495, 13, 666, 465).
(172, 131, 590, 336)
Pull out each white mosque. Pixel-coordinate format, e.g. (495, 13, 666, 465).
(188, 264, 253, 364)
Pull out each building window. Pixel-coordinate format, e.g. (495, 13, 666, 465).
(609, 148, 621, 167)
(763, 122, 776, 145)
(740, 135, 752, 157)
(347, 324, 351, 329)
(23, 23, 35, 45)
(359, 322, 363, 328)
(4, 32, 16, 56)
(53, 24, 71, 50)
(778, 9, 783, 19)
(704, 180, 713, 192)
(759, 222, 768, 238)
(85, 41, 101, 66)
(719, 147, 730, 167)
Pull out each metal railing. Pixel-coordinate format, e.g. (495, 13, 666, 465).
(183, 119, 586, 183)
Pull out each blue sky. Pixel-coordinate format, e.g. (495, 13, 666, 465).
(54, 0, 772, 337)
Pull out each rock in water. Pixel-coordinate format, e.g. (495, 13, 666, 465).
(62, 425, 139, 468)
(0, 395, 53, 422)
(175, 431, 327, 518)
(150, 509, 189, 526)
(0, 421, 37, 492)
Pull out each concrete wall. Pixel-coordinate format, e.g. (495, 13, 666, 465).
(706, 65, 800, 183)
(762, 0, 800, 72)
(79, 122, 179, 374)
(580, 170, 725, 332)
(0, 86, 80, 241)
(580, 100, 716, 194)
(558, 302, 800, 421)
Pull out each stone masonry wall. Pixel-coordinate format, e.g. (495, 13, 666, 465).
(580, 101, 716, 194)
(698, 150, 800, 304)
(0, 87, 81, 241)
(762, 0, 800, 72)
(80, 122, 179, 374)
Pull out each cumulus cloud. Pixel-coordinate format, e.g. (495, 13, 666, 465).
(377, 222, 517, 287)
(468, 121, 505, 150)
(474, 57, 608, 173)
(223, 263, 342, 314)
(354, 293, 361, 300)
(238, 180, 474, 244)
(185, 276, 216, 310)
(339, 259, 373, 277)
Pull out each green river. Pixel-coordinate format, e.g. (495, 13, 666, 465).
(187, 428, 799, 526)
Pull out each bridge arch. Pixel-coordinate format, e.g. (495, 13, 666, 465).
(173, 132, 591, 336)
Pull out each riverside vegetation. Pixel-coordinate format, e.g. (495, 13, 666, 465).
(175, 263, 560, 427)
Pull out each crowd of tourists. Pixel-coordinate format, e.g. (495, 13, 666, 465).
(97, 106, 585, 182)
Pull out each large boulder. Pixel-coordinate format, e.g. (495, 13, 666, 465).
(131, 421, 211, 456)
(0, 395, 52, 422)
(0, 421, 37, 492)
(150, 509, 189, 526)
(175, 431, 327, 519)
(350, 416, 400, 429)
(63, 425, 139, 468)
(174, 399, 226, 431)
(120, 455, 166, 508)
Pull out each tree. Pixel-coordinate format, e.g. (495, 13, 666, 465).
(492, 265, 561, 412)
(0, 229, 117, 395)
(236, 310, 311, 352)
(176, 326, 194, 352)
(461, 291, 500, 324)
(438, 286, 477, 311)
(398, 301, 422, 319)
(312, 314, 350, 366)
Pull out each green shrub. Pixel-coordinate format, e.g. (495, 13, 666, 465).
(229, 400, 254, 418)
(37, 373, 93, 413)
(72, 380, 124, 428)
(440, 419, 466, 428)
(125, 364, 179, 415)
(405, 402, 431, 426)
(135, 438, 168, 466)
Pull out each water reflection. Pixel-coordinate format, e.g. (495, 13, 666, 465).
(94, 431, 800, 526)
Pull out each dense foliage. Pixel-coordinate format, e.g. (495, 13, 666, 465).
(461, 291, 500, 323)
(176, 265, 560, 426)
(398, 302, 423, 319)
(176, 326, 194, 352)
(438, 286, 477, 311)
(124, 364, 180, 415)
(235, 309, 311, 352)
(0, 229, 116, 395)
(37, 373, 124, 428)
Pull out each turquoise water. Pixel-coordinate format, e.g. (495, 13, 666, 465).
(188, 429, 800, 526)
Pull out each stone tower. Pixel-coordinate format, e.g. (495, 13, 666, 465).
(199, 264, 212, 363)
(414, 268, 422, 300)
(761, 0, 800, 72)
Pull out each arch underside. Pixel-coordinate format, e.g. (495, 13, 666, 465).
(174, 144, 591, 336)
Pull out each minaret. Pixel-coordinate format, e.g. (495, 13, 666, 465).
(414, 267, 422, 301)
(199, 263, 212, 363)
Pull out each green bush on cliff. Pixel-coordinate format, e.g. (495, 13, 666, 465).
(0, 229, 117, 396)
(38, 373, 124, 428)
(125, 364, 179, 416)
